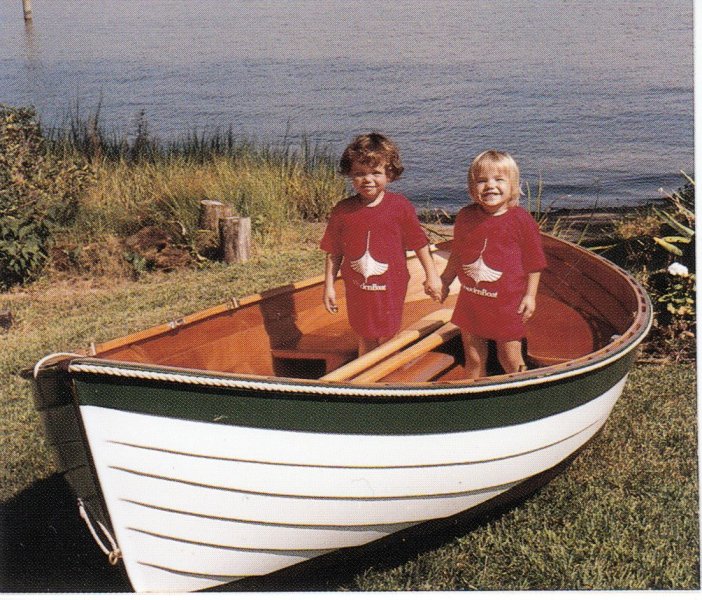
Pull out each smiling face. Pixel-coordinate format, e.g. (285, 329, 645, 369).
(350, 160, 389, 204)
(468, 150, 521, 216)
(470, 164, 514, 216)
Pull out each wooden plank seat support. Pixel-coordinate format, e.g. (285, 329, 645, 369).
(526, 294, 595, 367)
(269, 310, 359, 373)
(379, 351, 456, 383)
(270, 348, 356, 374)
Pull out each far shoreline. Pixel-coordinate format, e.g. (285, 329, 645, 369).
(419, 201, 666, 243)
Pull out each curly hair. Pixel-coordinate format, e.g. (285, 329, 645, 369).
(339, 133, 404, 181)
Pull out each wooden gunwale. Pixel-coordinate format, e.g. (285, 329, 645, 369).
(66, 303, 649, 399)
(89, 274, 328, 356)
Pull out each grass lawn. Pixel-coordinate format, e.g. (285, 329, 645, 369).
(0, 248, 698, 592)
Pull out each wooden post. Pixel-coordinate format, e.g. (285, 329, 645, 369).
(219, 216, 251, 264)
(22, 0, 32, 21)
(199, 199, 233, 232)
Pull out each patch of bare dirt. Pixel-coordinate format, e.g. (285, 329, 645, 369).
(124, 226, 192, 271)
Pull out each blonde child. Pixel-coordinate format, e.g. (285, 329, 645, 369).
(321, 133, 442, 355)
(439, 150, 547, 378)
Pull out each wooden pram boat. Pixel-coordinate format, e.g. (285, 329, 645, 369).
(31, 234, 651, 593)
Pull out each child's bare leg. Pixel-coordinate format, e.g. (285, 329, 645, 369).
(358, 336, 391, 356)
(496, 339, 526, 373)
(461, 332, 488, 379)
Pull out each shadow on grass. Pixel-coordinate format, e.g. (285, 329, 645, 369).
(0, 474, 130, 593)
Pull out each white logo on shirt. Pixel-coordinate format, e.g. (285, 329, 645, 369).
(351, 232, 388, 291)
(462, 238, 502, 285)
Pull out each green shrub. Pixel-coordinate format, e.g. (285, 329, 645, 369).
(594, 175, 695, 274)
(0, 215, 50, 289)
(0, 105, 93, 289)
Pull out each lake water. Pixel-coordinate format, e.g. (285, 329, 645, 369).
(0, 0, 694, 211)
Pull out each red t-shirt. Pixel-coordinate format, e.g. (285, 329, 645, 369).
(451, 205, 547, 341)
(320, 192, 428, 338)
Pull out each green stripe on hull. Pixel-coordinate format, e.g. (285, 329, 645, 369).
(72, 351, 635, 435)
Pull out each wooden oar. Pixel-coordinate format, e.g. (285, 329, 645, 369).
(350, 322, 461, 384)
(320, 308, 453, 382)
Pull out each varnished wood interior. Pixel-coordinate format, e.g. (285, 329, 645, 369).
(96, 235, 645, 383)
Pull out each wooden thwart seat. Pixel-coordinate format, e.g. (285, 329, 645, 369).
(271, 332, 357, 374)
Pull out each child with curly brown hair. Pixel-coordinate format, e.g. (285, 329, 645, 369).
(321, 133, 442, 355)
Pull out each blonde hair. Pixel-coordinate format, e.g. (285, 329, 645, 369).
(468, 149, 522, 207)
(339, 133, 404, 181)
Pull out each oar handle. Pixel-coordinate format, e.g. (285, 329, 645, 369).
(351, 322, 460, 384)
(320, 308, 453, 382)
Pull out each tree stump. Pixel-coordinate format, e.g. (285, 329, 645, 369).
(219, 216, 251, 264)
(199, 199, 233, 232)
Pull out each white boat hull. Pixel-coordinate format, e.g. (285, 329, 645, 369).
(79, 376, 626, 592)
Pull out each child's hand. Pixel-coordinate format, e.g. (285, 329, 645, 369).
(518, 295, 536, 322)
(438, 273, 455, 303)
(440, 282, 451, 303)
(323, 288, 339, 314)
(423, 274, 443, 303)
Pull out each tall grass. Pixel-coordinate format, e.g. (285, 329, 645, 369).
(70, 152, 343, 243)
(43, 110, 346, 256)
